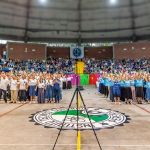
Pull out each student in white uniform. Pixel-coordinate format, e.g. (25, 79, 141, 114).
(28, 76, 37, 103)
(10, 76, 19, 103)
(67, 76, 72, 89)
(37, 78, 45, 103)
(19, 75, 28, 103)
(0, 73, 10, 103)
(45, 77, 54, 103)
(62, 75, 67, 89)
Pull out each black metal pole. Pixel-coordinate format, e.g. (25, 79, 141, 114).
(52, 88, 77, 150)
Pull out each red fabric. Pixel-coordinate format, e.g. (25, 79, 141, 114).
(89, 73, 100, 85)
(89, 74, 96, 85)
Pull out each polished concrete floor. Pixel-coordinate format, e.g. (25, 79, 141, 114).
(0, 86, 150, 150)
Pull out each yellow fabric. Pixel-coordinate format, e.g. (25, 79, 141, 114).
(75, 61, 84, 74)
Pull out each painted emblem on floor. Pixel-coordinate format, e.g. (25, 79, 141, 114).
(31, 107, 129, 130)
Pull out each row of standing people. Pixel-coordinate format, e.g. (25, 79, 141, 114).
(0, 72, 72, 104)
(98, 72, 150, 104)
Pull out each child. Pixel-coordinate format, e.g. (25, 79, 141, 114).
(112, 77, 121, 105)
(37, 78, 45, 104)
(45, 77, 53, 103)
(135, 77, 144, 104)
(53, 79, 61, 103)
(10, 76, 19, 103)
(124, 76, 132, 104)
(28, 76, 37, 103)
(19, 75, 28, 103)
(145, 76, 150, 103)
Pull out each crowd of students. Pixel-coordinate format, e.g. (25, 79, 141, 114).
(98, 71, 150, 104)
(0, 58, 149, 74)
(0, 57, 149, 105)
(0, 72, 72, 104)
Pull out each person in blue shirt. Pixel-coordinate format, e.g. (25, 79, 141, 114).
(53, 79, 61, 103)
(112, 77, 121, 105)
(124, 76, 132, 104)
(109, 77, 114, 102)
(99, 78, 105, 95)
(145, 76, 150, 102)
(119, 79, 125, 102)
(135, 77, 144, 104)
(103, 77, 110, 98)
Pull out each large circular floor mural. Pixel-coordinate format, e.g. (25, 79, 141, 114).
(31, 107, 129, 130)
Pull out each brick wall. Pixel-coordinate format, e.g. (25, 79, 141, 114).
(7, 43, 46, 60)
(47, 46, 113, 59)
(114, 42, 150, 59)
(47, 47, 70, 58)
(84, 47, 113, 59)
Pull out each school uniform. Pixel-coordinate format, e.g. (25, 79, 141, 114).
(45, 80, 53, 102)
(37, 82, 45, 103)
(120, 80, 125, 101)
(103, 78, 109, 97)
(98, 78, 102, 93)
(145, 82, 150, 101)
(10, 79, 19, 103)
(62, 77, 67, 89)
(109, 80, 114, 102)
(143, 80, 146, 100)
(59, 78, 63, 100)
(53, 80, 61, 103)
(67, 77, 72, 89)
(124, 80, 132, 100)
(130, 80, 136, 101)
(100, 78, 105, 95)
(19, 78, 27, 101)
(28, 79, 37, 97)
(112, 81, 121, 97)
(135, 79, 144, 98)
(0, 77, 10, 103)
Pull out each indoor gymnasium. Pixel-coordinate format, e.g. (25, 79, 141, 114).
(0, 0, 150, 150)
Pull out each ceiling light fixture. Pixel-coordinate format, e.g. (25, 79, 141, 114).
(39, 0, 47, 4)
(110, 0, 117, 5)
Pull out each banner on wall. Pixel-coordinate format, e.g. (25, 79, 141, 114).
(70, 47, 84, 59)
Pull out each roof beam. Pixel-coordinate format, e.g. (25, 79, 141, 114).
(129, 0, 137, 41)
(27, 36, 139, 43)
(77, 0, 82, 45)
(24, 0, 31, 43)
(0, 23, 150, 33)
(0, 35, 148, 43)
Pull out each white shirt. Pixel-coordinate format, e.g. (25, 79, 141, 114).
(0, 78, 10, 91)
(3, 51, 6, 55)
(10, 79, 18, 90)
(62, 77, 67, 82)
(38, 82, 45, 88)
(29, 79, 37, 86)
(67, 77, 72, 81)
(46, 80, 53, 86)
(19, 79, 28, 90)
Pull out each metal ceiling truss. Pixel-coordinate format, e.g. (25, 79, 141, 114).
(24, 0, 31, 42)
(129, 0, 137, 41)
(0, 0, 150, 43)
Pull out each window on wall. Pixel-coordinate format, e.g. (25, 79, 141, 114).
(0, 40, 24, 44)
(0, 40, 7, 44)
